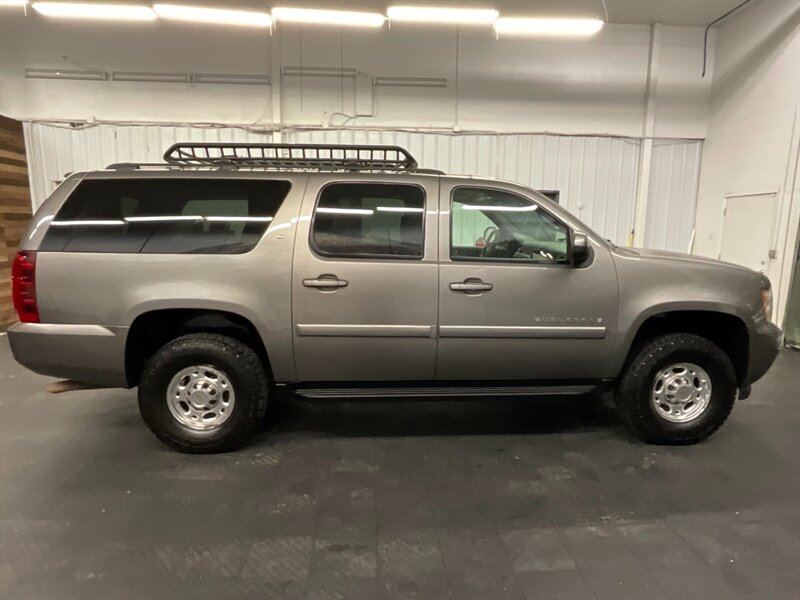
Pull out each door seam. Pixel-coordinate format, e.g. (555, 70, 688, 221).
(433, 175, 442, 379)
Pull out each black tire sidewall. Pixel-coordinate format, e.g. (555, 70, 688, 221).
(619, 334, 737, 443)
(138, 336, 265, 451)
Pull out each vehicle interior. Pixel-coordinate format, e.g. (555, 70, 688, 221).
(450, 187, 569, 263)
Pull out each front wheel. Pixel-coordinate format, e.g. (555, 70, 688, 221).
(616, 333, 737, 445)
(138, 333, 269, 453)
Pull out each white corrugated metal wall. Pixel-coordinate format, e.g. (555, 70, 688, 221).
(644, 139, 703, 252)
(23, 124, 276, 212)
(288, 130, 645, 246)
(23, 123, 701, 249)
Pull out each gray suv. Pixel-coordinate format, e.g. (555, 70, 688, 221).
(9, 143, 781, 453)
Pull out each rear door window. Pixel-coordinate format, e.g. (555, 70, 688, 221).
(311, 183, 425, 259)
(40, 178, 290, 254)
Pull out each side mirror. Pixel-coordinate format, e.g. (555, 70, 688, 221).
(572, 232, 590, 266)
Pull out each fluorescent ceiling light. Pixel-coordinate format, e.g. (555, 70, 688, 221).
(205, 216, 274, 222)
(387, 6, 498, 26)
(463, 204, 538, 212)
(282, 66, 357, 78)
(272, 7, 385, 28)
(124, 215, 202, 222)
(374, 76, 447, 88)
(494, 18, 603, 36)
(50, 220, 126, 226)
(154, 4, 272, 28)
(316, 207, 375, 215)
(376, 206, 424, 213)
(193, 73, 271, 85)
(32, 2, 156, 21)
(125, 215, 274, 223)
(26, 67, 108, 81)
(112, 71, 188, 82)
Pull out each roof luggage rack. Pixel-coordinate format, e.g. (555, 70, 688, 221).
(160, 142, 420, 172)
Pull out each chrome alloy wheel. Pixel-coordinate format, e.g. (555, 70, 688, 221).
(651, 362, 712, 423)
(166, 365, 235, 431)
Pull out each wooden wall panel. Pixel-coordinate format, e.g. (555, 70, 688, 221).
(0, 116, 32, 328)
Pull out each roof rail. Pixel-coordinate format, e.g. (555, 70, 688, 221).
(160, 142, 420, 172)
(105, 162, 171, 170)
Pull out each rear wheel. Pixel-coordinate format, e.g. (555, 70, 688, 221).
(138, 333, 268, 453)
(616, 333, 737, 445)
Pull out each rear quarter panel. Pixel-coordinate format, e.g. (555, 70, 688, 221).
(31, 171, 308, 382)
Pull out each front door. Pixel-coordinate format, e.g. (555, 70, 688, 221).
(436, 183, 618, 381)
(292, 175, 439, 381)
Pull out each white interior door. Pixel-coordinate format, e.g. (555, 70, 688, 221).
(719, 193, 777, 273)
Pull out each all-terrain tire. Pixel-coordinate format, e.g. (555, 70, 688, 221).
(138, 333, 269, 453)
(616, 333, 737, 445)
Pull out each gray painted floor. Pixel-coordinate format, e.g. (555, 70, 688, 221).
(1, 336, 798, 600)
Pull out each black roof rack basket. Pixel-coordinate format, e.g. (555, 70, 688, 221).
(162, 142, 419, 172)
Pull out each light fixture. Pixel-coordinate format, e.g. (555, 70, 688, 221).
(124, 215, 202, 222)
(26, 67, 108, 81)
(205, 216, 274, 222)
(50, 220, 126, 226)
(193, 73, 271, 85)
(124, 215, 274, 223)
(494, 17, 603, 36)
(387, 6, 498, 26)
(282, 66, 357, 78)
(28, 215, 54, 240)
(32, 2, 156, 21)
(153, 4, 272, 28)
(112, 71, 188, 82)
(272, 7, 385, 28)
(316, 207, 375, 215)
(374, 76, 448, 88)
(0, 1, 29, 7)
(463, 204, 538, 212)
(376, 206, 425, 213)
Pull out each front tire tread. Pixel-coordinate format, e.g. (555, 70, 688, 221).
(616, 332, 737, 445)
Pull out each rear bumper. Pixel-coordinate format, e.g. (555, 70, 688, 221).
(8, 323, 129, 388)
(746, 321, 782, 386)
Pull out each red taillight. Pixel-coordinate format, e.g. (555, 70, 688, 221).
(11, 250, 39, 323)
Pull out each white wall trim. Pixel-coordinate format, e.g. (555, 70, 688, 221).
(632, 23, 663, 247)
(774, 101, 800, 326)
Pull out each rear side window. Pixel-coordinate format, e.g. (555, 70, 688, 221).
(40, 179, 290, 254)
(311, 183, 425, 259)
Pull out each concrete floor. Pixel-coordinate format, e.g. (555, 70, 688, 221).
(0, 336, 798, 600)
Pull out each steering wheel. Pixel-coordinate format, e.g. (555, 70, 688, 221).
(481, 227, 499, 257)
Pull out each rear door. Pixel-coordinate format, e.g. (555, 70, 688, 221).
(291, 174, 439, 381)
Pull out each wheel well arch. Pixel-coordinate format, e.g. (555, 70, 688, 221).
(623, 310, 750, 386)
(125, 309, 271, 387)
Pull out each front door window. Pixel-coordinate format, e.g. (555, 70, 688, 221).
(451, 187, 569, 264)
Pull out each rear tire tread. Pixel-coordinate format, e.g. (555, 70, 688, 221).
(138, 333, 268, 453)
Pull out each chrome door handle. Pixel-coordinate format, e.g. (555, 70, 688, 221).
(450, 279, 493, 293)
(303, 275, 349, 290)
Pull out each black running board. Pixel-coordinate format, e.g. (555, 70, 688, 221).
(292, 384, 597, 400)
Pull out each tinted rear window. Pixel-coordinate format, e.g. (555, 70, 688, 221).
(40, 179, 290, 254)
(311, 183, 425, 259)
